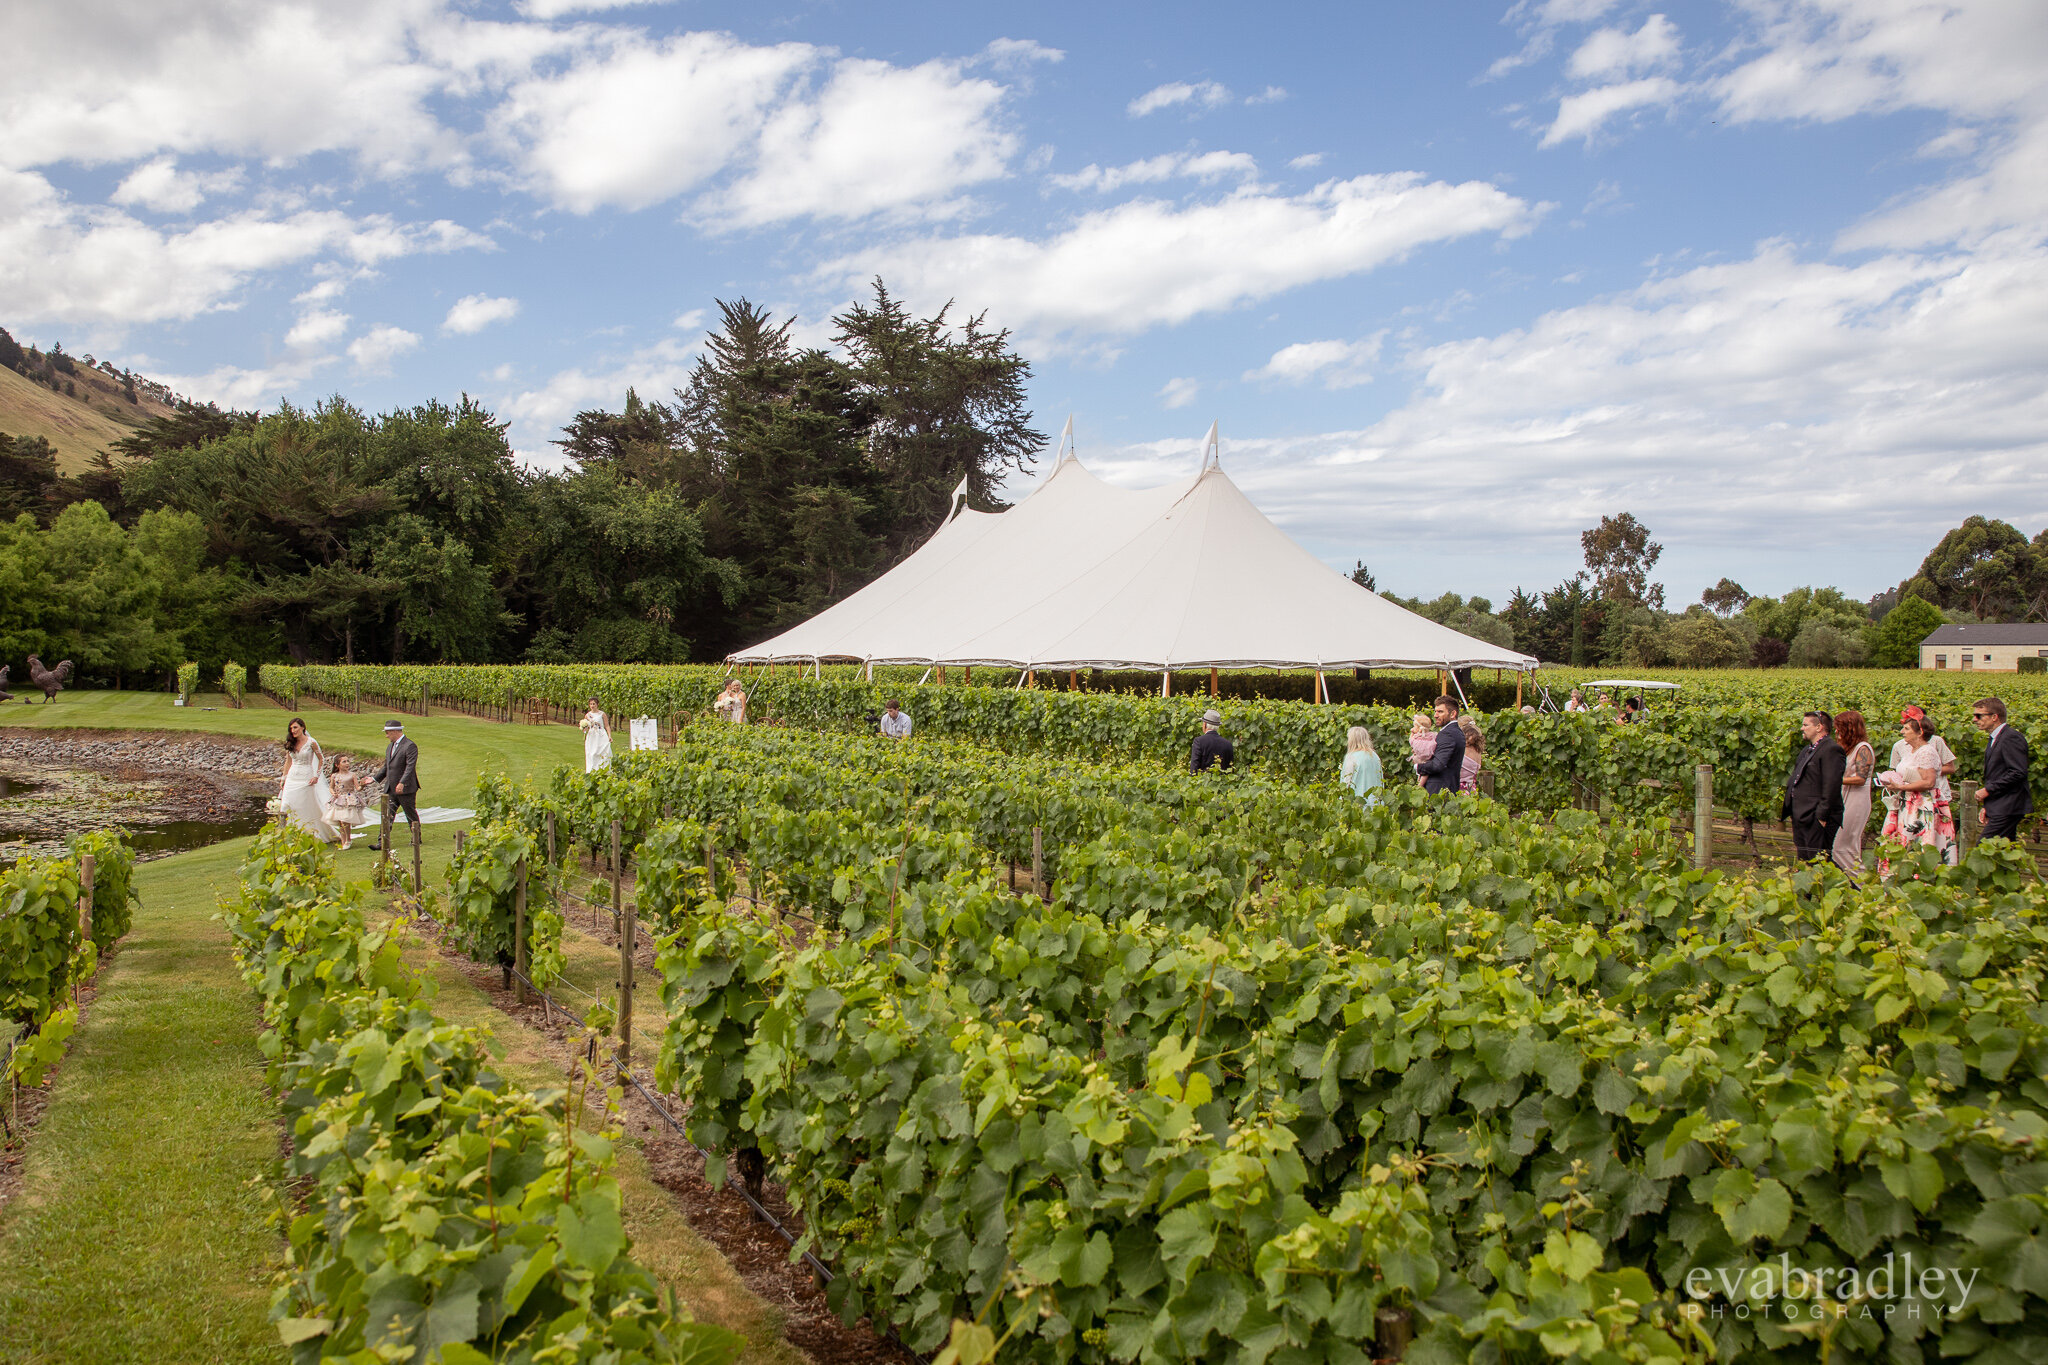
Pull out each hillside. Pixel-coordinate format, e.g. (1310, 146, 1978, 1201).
(0, 340, 182, 473)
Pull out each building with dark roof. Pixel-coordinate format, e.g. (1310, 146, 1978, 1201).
(1919, 622, 2048, 672)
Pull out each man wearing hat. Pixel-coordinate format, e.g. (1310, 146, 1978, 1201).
(368, 718, 421, 850)
(1190, 709, 1234, 773)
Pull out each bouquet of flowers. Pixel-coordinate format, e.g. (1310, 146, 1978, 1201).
(264, 795, 285, 816)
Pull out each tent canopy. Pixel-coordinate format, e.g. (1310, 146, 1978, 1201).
(728, 445, 1537, 673)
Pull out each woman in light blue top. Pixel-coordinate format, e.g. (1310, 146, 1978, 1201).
(1340, 726, 1383, 807)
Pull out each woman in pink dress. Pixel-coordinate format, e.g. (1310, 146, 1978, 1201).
(1877, 713, 1956, 877)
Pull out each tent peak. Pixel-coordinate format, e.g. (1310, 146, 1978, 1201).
(1053, 414, 1078, 466)
(1197, 421, 1221, 475)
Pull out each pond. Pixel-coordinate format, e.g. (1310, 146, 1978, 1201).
(0, 784, 274, 862)
(0, 730, 291, 863)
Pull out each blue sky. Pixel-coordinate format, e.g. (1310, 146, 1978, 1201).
(6, 0, 2046, 608)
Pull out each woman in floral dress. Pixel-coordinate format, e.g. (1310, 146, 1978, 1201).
(1877, 713, 1956, 877)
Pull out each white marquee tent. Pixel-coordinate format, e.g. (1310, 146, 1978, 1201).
(728, 430, 1537, 679)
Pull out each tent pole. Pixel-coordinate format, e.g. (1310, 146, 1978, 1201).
(1069, 670, 1078, 692)
(1437, 668, 1447, 695)
(1317, 670, 1327, 704)
(964, 666, 971, 685)
(1450, 670, 1471, 711)
(937, 665, 947, 684)
(916, 667, 932, 686)
(1161, 670, 1171, 698)
(1209, 668, 1218, 697)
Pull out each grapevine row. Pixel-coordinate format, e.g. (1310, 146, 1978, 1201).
(223, 823, 742, 1365)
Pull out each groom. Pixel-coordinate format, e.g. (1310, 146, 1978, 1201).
(369, 718, 421, 851)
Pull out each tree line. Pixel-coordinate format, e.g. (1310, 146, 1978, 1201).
(0, 283, 1041, 684)
(1359, 511, 2046, 669)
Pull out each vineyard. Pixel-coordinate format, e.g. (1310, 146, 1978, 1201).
(259, 662, 2048, 827)
(431, 724, 2048, 1365)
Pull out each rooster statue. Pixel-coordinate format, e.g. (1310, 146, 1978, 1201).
(26, 655, 73, 703)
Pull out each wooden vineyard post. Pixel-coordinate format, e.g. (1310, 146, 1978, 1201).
(610, 820, 623, 937)
(514, 858, 529, 1004)
(353, 681, 360, 714)
(379, 796, 394, 875)
(1693, 765, 1714, 872)
(616, 827, 634, 1071)
(1515, 671, 1523, 709)
(1477, 770, 1496, 799)
(411, 818, 424, 896)
(454, 830, 466, 856)
(1031, 826, 1044, 900)
(77, 853, 95, 1004)
(704, 832, 717, 903)
(1960, 791, 1979, 856)
(545, 810, 557, 868)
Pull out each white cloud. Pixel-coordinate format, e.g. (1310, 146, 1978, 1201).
(1542, 77, 1686, 145)
(519, 0, 671, 18)
(498, 335, 702, 464)
(1119, 235, 2048, 567)
(347, 324, 421, 373)
(710, 57, 1015, 227)
(979, 38, 1064, 69)
(0, 167, 489, 328)
(1158, 376, 1200, 409)
(1128, 81, 1233, 117)
(496, 35, 1019, 224)
(1244, 336, 1382, 388)
(0, 0, 515, 178)
(826, 174, 1539, 343)
(672, 308, 706, 330)
(157, 355, 337, 411)
(442, 293, 520, 333)
(1710, 0, 2048, 128)
(110, 156, 243, 214)
(1567, 15, 1681, 80)
(496, 31, 813, 214)
(285, 308, 351, 350)
(1048, 150, 1258, 193)
(1247, 86, 1288, 105)
(1288, 153, 1325, 170)
(1529, 0, 1619, 22)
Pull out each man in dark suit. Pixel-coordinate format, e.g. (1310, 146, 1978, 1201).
(1972, 696, 2033, 842)
(1783, 710, 1846, 861)
(1416, 695, 1467, 795)
(369, 717, 421, 851)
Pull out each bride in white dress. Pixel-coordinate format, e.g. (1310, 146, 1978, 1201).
(580, 697, 613, 773)
(276, 717, 340, 843)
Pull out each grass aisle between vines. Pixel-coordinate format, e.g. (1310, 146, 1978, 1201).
(0, 838, 278, 1365)
(379, 905, 808, 1365)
